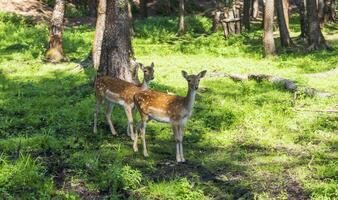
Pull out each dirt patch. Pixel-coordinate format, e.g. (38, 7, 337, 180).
(0, 0, 52, 22)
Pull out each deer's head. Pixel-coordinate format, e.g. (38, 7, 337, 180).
(182, 70, 207, 90)
(141, 62, 155, 82)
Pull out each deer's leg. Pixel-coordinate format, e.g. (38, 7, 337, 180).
(172, 124, 182, 162)
(124, 105, 135, 141)
(105, 103, 117, 135)
(93, 96, 104, 134)
(139, 114, 149, 157)
(178, 125, 185, 162)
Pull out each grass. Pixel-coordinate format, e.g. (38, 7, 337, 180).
(0, 12, 337, 199)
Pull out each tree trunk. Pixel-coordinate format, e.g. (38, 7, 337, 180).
(178, 0, 185, 34)
(140, 0, 148, 19)
(128, 0, 135, 37)
(297, 0, 308, 40)
(318, 0, 325, 28)
(243, 0, 252, 30)
(98, 0, 133, 82)
(263, 0, 276, 56)
(211, 10, 221, 32)
(282, 0, 289, 30)
(252, 0, 259, 18)
(45, 0, 65, 62)
(306, 0, 332, 51)
(93, 0, 106, 69)
(328, 0, 336, 21)
(276, 0, 293, 47)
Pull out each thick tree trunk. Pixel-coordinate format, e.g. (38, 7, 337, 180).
(98, 0, 133, 81)
(140, 0, 148, 19)
(297, 0, 308, 40)
(93, 0, 106, 69)
(243, 0, 252, 30)
(252, 0, 259, 18)
(306, 0, 332, 51)
(45, 0, 65, 62)
(276, 0, 293, 47)
(178, 0, 185, 34)
(263, 0, 276, 56)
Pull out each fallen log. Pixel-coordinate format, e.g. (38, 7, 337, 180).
(209, 72, 338, 98)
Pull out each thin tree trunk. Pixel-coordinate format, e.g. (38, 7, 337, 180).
(211, 10, 221, 32)
(98, 0, 133, 82)
(263, 0, 276, 56)
(252, 0, 259, 18)
(328, 0, 336, 21)
(306, 0, 332, 51)
(128, 0, 135, 37)
(318, 0, 325, 28)
(178, 0, 185, 34)
(282, 0, 289, 30)
(93, 0, 106, 69)
(243, 0, 252, 30)
(297, 0, 308, 40)
(276, 0, 293, 47)
(140, 0, 148, 19)
(45, 0, 65, 62)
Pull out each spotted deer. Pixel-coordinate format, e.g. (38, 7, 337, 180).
(93, 62, 155, 140)
(133, 70, 207, 162)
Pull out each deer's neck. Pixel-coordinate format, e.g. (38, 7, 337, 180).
(140, 79, 149, 90)
(184, 87, 196, 115)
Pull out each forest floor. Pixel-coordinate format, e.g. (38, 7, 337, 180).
(0, 12, 337, 199)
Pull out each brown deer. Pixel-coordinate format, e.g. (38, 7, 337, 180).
(133, 70, 207, 162)
(93, 62, 155, 140)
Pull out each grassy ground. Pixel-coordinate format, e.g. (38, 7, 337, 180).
(0, 12, 337, 199)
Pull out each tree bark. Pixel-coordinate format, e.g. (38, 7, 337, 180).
(276, 0, 293, 47)
(263, 0, 276, 56)
(45, 0, 65, 62)
(252, 0, 259, 18)
(306, 0, 332, 51)
(297, 0, 308, 40)
(318, 0, 325, 28)
(93, 0, 106, 69)
(98, 0, 133, 82)
(282, 0, 289, 30)
(328, 0, 336, 21)
(178, 0, 185, 34)
(140, 0, 148, 19)
(128, 0, 135, 37)
(243, 0, 252, 30)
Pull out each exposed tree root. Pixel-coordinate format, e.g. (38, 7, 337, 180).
(209, 71, 338, 99)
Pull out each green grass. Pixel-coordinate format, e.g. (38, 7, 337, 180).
(0, 12, 337, 199)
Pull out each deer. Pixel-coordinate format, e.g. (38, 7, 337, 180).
(133, 70, 207, 163)
(93, 62, 155, 141)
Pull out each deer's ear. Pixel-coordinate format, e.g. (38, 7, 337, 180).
(150, 62, 154, 68)
(198, 70, 207, 78)
(182, 70, 188, 79)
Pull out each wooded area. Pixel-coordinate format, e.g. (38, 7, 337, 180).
(0, 0, 337, 199)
